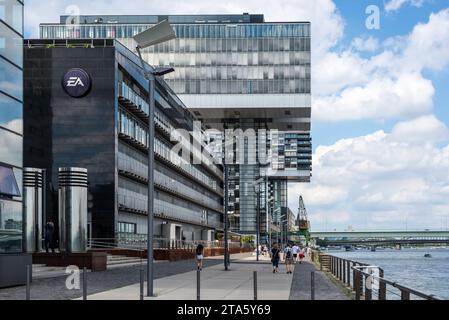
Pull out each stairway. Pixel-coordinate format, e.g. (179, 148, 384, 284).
(106, 255, 145, 268)
(32, 264, 68, 279)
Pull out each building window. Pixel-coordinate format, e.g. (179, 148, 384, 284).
(0, 165, 20, 197)
(118, 222, 137, 234)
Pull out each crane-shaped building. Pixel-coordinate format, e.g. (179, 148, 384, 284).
(296, 195, 310, 234)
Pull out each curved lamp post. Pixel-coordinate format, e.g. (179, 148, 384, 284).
(133, 20, 176, 297)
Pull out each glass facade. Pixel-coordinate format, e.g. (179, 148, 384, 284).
(24, 38, 223, 242)
(0, 0, 23, 253)
(38, 14, 312, 237)
(41, 22, 311, 95)
(117, 69, 223, 234)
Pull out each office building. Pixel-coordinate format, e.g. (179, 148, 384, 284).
(0, 0, 31, 288)
(39, 14, 312, 240)
(23, 39, 223, 243)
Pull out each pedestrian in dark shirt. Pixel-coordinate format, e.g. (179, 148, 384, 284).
(196, 243, 204, 271)
(44, 220, 55, 253)
(271, 243, 280, 273)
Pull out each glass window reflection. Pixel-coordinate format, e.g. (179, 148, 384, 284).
(0, 93, 22, 134)
(0, 0, 23, 35)
(0, 58, 23, 100)
(0, 128, 22, 167)
(0, 23, 22, 67)
(0, 199, 22, 253)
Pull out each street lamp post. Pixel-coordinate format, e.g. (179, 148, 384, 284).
(255, 184, 260, 261)
(253, 176, 265, 261)
(223, 162, 229, 270)
(133, 20, 176, 297)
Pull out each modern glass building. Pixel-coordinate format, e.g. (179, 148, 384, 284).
(40, 14, 312, 240)
(0, 0, 30, 288)
(23, 39, 223, 244)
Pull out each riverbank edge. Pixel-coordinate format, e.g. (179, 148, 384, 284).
(310, 258, 355, 300)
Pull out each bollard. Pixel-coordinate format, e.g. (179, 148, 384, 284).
(140, 267, 144, 301)
(197, 270, 200, 300)
(83, 267, 87, 300)
(26, 265, 31, 300)
(347, 261, 351, 286)
(355, 271, 361, 300)
(253, 271, 258, 300)
(311, 271, 315, 300)
(379, 269, 387, 300)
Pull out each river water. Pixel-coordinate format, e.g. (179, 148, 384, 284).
(332, 247, 449, 299)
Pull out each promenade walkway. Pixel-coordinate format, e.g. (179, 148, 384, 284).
(84, 254, 349, 300)
(289, 261, 349, 300)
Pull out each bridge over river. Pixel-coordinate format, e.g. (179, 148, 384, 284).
(309, 230, 449, 247)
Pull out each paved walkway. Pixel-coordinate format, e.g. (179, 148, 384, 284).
(0, 254, 249, 300)
(0, 252, 349, 300)
(85, 256, 292, 300)
(289, 261, 349, 300)
(83, 255, 349, 300)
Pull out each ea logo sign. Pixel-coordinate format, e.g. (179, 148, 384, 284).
(62, 68, 91, 98)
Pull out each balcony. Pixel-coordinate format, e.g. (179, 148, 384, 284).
(118, 82, 149, 121)
(155, 171, 223, 213)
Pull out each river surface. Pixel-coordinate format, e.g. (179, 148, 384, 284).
(331, 247, 449, 299)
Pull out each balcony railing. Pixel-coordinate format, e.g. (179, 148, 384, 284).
(118, 82, 149, 115)
(155, 171, 223, 212)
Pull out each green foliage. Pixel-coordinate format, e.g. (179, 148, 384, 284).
(240, 235, 255, 243)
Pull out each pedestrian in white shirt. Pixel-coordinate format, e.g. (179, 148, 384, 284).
(292, 244, 300, 264)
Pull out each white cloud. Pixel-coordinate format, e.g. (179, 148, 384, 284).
(385, 0, 427, 13)
(313, 73, 434, 121)
(313, 8, 449, 122)
(351, 36, 379, 52)
(289, 115, 449, 230)
(390, 115, 449, 143)
(400, 9, 449, 72)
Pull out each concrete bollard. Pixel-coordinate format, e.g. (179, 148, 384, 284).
(311, 271, 315, 300)
(83, 267, 87, 300)
(253, 271, 258, 300)
(140, 267, 144, 300)
(26, 264, 31, 300)
(197, 270, 201, 300)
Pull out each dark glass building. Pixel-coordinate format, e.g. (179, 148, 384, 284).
(0, 0, 31, 288)
(23, 39, 223, 244)
(39, 14, 312, 241)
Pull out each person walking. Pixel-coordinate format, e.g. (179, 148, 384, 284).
(196, 243, 204, 271)
(284, 243, 294, 274)
(263, 245, 268, 256)
(270, 243, 280, 273)
(298, 247, 305, 264)
(292, 243, 299, 264)
(44, 219, 55, 253)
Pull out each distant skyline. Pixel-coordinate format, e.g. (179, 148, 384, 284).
(24, 0, 449, 230)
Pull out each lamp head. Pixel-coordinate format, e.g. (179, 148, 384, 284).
(134, 19, 176, 49)
(153, 67, 175, 76)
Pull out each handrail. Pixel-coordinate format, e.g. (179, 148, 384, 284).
(351, 265, 441, 300)
(88, 235, 248, 250)
(315, 251, 442, 300)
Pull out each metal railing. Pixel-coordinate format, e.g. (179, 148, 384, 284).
(317, 252, 441, 300)
(88, 234, 245, 251)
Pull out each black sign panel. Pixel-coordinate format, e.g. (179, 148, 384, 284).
(61, 68, 92, 98)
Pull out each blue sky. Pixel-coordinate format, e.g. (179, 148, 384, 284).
(24, 0, 449, 230)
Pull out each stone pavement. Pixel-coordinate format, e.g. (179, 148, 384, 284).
(83, 254, 349, 300)
(289, 261, 349, 300)
(85, 256, 292, 300)
(0, 252, 349, 300)
(0, 254, 248, 300)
